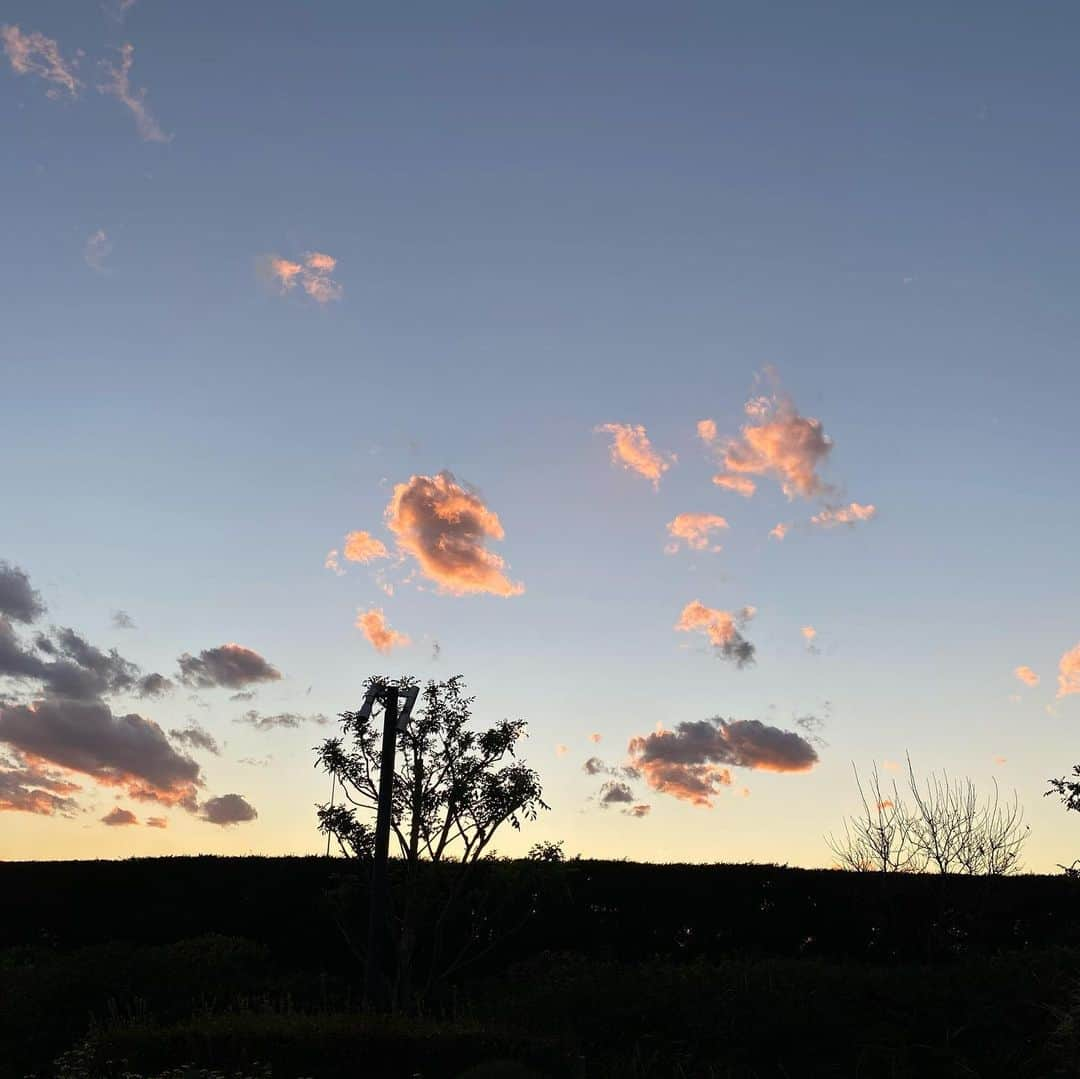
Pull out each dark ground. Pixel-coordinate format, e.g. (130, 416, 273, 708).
(2, 856, 1078, 1078)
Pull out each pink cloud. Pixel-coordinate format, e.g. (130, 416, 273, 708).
(343, 531, 389, 564)
(1014, 665, 1039, 688)
(1, 25, 81, 100)
(697, 419, 717, 444)
(264, 250, 343, 304)
(589, 732, 602, 744)
(665, 513, 728, 554)
(675, 600, 756, 667)
(810, 502, 877, 528)
(355, 607, 410, 654)
(596, 423, 674, 488)
(712, 474, 756, 497)
(1058, 643, 1080, 699)
(769, 522, 790, 541)
(98, 43, 170, 142)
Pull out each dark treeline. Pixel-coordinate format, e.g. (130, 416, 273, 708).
(4, 857, 1080, 1077)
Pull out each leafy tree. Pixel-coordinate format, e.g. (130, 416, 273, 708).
(1046, 765, 1080, 875)
(313, 675, 549, 1007)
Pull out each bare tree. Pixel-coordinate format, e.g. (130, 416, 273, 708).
(827, 757, 1028, 875)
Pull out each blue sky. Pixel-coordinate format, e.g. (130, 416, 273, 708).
(2, 0, 1079, 867)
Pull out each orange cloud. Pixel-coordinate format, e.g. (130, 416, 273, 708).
(264, 250, 343, 304)
(589, 732, 602, 744)
(1, 25, 81, 100)
(324, 549, 344, 576)
(675, 601, 756, 666)
(355, 607, 410, 655)
(596, 423, 674, 488)
(385, 472, 523, 597)
(665, 513, 728, 553)
(993, 756, 1007, 767)
(102, 806, 137, 826)
(555, 744, 568, 756)
(1014, 665, 1039, 688)
(769, 522, 790, 541)
(98, 43, 170, 142)
(343, 531, 389, 563)
(715, 395, 832, 499)
(146, 815, 167, 828)
(712, 474, 756, 497)
(697, 419, 717, 444)
(1058, 643, 1080, 699)
(802, 625, 817, 642)
(810, 502, 877, 528)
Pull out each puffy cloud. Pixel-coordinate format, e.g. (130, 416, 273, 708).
(169, 723, 221, 756)
(1, 25, 81, 100)
(98, 43, 170, 142)
(177, 643, 281, 690)
(234, 710, 328, 731)
(665, 513, 728, 554)
(344, 531, 389, 563)
(356, 607, 410, 654)
(84, 229, 112, 272)
(111, 610, 135, 630)
(769, 523, 790, 541)
(0, 562, 45, 623)
(810, 502, 877, 528)
(624, 804, 651, 818)
(675, 601, 756, 667)
(101, 806, 137, 826)
(386, 472, 523, 597)
(598, 780, 634, 805)
(0, 753, 80, 815)
(697, 419, 717, 444)
(1058, 643, 1080, 699)
(596, 423, 674, 488)
(0, 698, 201, 808)
(200, 793, 257, 826)
(265, 250, 342, 304)
(628, 717, 818, 807)
(712, 474, 756, 497)
(583, 756, 606, 775)
(715, 395, 832, 499)
(146, 815, 167, 828)
(589, 732, 602, 744)
(1014, 665, 1039, 688)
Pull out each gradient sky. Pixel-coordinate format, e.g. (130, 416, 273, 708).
(3, 0, 1080, 868)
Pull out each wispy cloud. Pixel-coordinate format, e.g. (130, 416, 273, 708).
(264, 251, 342, 304)
(675, 601, 756, 667)
(386, 472, 523, 597)
(1058, 643, 1080, 699)
(1014, 665, 1039, 688)
(234, 710, 327, 731)
(712, 474, 756, 497)
(324, 549, 344, 575)
(596, 423, 674, 488)
(84, 229, 112, 272)
(169, 722, 221, 757)
(356, 607, 410, 654)
(98, 43, 170, 142)
(665, 513, 728, 554)
(810, 502, 877, 528)
(1, 25, 81, 100)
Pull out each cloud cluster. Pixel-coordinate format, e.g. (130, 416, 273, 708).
(665, 513, 728, 554)
(98, 43, 169, 142)
(713, 395, 832, 499)
(596, 423, 674, 488)
(810, 502, 877, 528)
(267, 251, 343, 304)
(1059, 643, 1080, 699)
(356, 607, 410, 654)
(0, 754, 80, 815)
(675, 601, 756, 667)
(177, 644, 281, 690)
(1014, 665, 1039, 688)
(628, 717, 818, 806)
(1, 25, 81, 100)
(386, 472, 523, 597)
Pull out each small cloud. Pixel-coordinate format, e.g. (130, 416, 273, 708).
(882, 760, 901, 772)
(555, 744, 568, 757)
(598, 780, 634, 805)
(343, 531, 389, 563)
(199, 793, 257, 826)
(1058, 642, 1080, 699)
(589, 732, 602, 744)
(356, 607, 410, 654)
(234, 710, 327, 732)
(229, 690, 255, 702)
(993, 756, 1007, 766)
(769, 523, 790, 541)
(101, 806, 138, 826)
(712, 474, 756, 497)
(665, 513, 728, 554)
(1014, 665, 1039, 688)
(98, 43, 170, 143)
(0, 561, 45, 623)
(386, 472, 523, 597)
(324, 549, 344, 576)
(810, 502, 877, 528)
(111, 609, 135, 630)
(84, 229, 112, 272)
(263, 250, 342, 304)
(623, 804, 651, 818)
(801, 625, 820, 655)
(1, 25, 82, 100)
(168, 722, 221, 756)
(177, 643, 282, 690)
(145, 815, 167, 828)
(675, 600, 756, 667)
(697, 419, 717, 444)
(595, 423, 675, 488)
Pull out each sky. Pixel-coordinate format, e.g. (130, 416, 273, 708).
(2, 0, 1080, 869)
